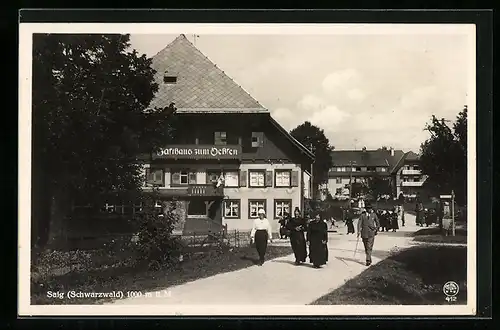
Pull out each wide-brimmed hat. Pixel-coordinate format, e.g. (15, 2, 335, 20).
(365, 204, 373, 209)
(258, 209, 266, 215)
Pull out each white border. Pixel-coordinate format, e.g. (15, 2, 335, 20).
(18, 23, 477, 316)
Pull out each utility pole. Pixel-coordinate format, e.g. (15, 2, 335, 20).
(348, 161, 356, 199)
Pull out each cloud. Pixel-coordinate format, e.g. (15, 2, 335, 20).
(297, 94, 326, 111)
(322, 69, 361, 94)
(308, 105, 351, 129)
(347, 88, 366, 102)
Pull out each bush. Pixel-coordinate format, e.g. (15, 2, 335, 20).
(133, 190, 183, 270)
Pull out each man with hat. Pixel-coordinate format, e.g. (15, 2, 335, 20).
(357, 203, 380, 266)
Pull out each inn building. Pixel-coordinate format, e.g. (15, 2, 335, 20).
(138, 34, 314, 235)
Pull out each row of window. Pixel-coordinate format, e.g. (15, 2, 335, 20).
(175, 131, 264, 148)
(74, 199, 292, 220)
(224, 199, 292, 220)
(332, 166, 387, 172)
(145, 168, 300, 188)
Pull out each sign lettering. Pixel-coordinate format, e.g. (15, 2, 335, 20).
(153, 145, 241, 160)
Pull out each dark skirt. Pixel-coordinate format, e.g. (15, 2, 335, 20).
(254, 230, 268, 261)
(391, 217, 399, 230)
(309, 240, 328, 266)
(289, 231, 307, 262)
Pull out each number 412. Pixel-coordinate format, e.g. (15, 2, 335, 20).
(445, 296, 457, 302)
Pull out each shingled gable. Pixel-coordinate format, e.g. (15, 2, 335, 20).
(147, 34, 314, 161)
(148, 34, 267, 113)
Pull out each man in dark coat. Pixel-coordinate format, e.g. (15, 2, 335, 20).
(357, 204, 380, 266)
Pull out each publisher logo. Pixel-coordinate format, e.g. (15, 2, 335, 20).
(443, 281, 459, 302)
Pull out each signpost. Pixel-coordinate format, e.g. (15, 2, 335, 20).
(439, 193, 455, 236)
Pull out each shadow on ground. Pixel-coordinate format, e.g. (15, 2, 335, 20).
(310, 244, 467, 305)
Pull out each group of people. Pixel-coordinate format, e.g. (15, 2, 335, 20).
(251, 207, 328, 268)
(376, 205, 404, 232)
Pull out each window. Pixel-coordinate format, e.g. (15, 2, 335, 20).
(207, 170, 239, 187)
(154, 201, 163, 215)
(336, 177, 342, 184)
(224, 171, 239, 187)
(133, 202, 143, 214)
(102, 203, 115, 213)
(187, 200, 207, 217)
(379, 167, 387, 172)
(274, 200, 292, 219)
(214, 131, 227, 145)
(171, 170, 197, 185)
(249, 200, 266, 218)
(275, 170, 291, 187)
(206, 171, 220, 184)
(251, 132, 264, 148)
(249, 170, 265, 187)
(146, 168, 164, 186)
(340, 167, 347, 172)
(224, 200, 240, 219)
(355, 167, 362, 172)
(163, 75, 177, 84)
(367, 167, 376, 172)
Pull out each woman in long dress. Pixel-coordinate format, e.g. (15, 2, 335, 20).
(250, 209, 273, 266)
(286, 207, 307, 265)
(307, 213, 328, 268)
(390, 207, 399, 232)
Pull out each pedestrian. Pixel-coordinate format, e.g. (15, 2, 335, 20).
(250, 209, 273, 266)
(379, 209, 389, 232)
(390, 207, 399, 232)
(306, 212, 329, 268)
(415, 199, 424, 226)
(400, 204, 405, 227)
(357, 204, 380, 266)
(285, 207, 308, 265)
(345, 208, 355, 234)
(278, 211, 290, 239)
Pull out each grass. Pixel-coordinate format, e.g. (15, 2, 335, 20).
(412, 226, 467, 244)
(31, 245, 293, 305)
(311, 245, 467, 305)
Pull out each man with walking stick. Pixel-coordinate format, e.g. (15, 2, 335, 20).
(357, 204, 380, 266)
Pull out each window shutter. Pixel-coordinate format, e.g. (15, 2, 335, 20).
(265, 170, 273, 187)
(153, 169, 164, 185)
(189, 172, 197, 184)
(145, 168, 155, 185)
(239, 170, 247, 187)
(258, 132, 264, 147)
(171, 172, 181, 185)
(291, 170, 299, 187)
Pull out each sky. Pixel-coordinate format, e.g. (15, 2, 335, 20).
(130, 31, 471, 153)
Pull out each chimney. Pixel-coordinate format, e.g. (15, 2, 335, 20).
(390, 147, 394, 156)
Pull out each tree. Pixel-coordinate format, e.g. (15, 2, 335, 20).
(419, 106, 467, 205)
(32, 34, 176, 249)
(366, 173, 392, 200)
(290, 121, 334, 199)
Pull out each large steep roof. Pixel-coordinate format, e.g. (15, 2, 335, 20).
(149, 34, 267, 113)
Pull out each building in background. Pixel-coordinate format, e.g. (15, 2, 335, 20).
(394, 151, 428, 198)
(323, 147, 405, 199)
(137, 34, 314, 234)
